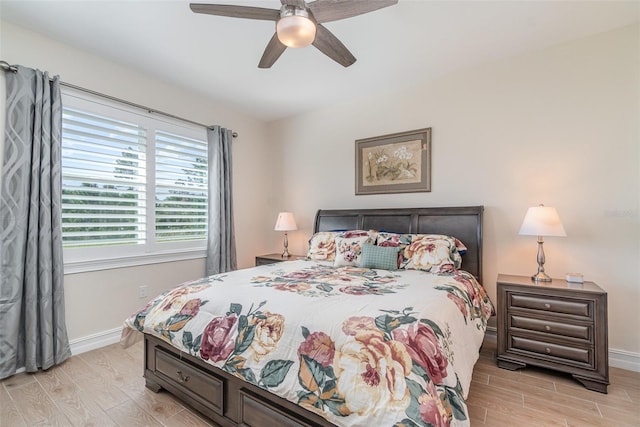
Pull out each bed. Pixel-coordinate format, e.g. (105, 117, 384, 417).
(121, 206, 493, 427)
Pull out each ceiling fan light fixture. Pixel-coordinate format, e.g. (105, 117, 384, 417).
(276, 7, 316, 48)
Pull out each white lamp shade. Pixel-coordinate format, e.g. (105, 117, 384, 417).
(276, 15, 316, 48)
(519, 206, 566, 237)
(274, 212, 298, 231)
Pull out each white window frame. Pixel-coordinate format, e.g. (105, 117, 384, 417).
(62, 88, 208, 274)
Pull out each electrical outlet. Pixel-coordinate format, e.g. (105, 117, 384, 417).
(138, 285, 149, 299)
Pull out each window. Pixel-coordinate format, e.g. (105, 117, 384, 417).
(154, 130, 208, 242)
(61, 88, 208, 272)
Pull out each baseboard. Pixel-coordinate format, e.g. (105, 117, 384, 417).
(608, 348, 640, 372)
(484, 326, 640, 372)
(69, 327, 122, 355)
(485, 326, 497, 342)
(8, 328, 122, 376)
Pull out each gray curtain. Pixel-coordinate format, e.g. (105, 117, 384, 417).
(0, 65, 71, 379)
(205, 126, 236, 275)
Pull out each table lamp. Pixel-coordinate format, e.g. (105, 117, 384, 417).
(274, 212, 297, 258)
(519, 204, 566, 282)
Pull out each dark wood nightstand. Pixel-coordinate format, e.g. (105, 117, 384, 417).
(496, 274, 609, 393)
(255, 253, 304, 266)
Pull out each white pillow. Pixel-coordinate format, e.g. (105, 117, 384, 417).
(333, 231, 373, 267)
(307, 231, 339, 261)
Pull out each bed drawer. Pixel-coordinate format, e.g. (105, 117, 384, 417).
(510, 315, 591, 340)
(155, 350, 224, 415)
(240, 390, 312, 427)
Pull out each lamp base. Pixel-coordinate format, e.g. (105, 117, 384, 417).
(531, 271, 552, 282)
(281, 232, 290, 259)
(531, 237, 552, 282)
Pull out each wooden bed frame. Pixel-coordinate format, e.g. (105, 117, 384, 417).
(143, 206, 484, 427)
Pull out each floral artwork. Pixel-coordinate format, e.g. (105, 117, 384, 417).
(355, 128, 431, 195)
(363, 139, 422, 186)
(122, 259, 493, 427)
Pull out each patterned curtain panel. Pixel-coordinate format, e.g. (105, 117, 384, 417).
(0, 65, 71, 379)
(205, 125, 237, 275)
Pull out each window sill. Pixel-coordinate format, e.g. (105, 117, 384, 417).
(63, 249, 206, 274)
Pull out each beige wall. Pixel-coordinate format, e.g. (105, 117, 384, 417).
(0, 21, 277, 341)
(268, 25, 640, 355)
(2, 21, 638, 360)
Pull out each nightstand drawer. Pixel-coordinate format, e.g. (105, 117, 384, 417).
(511, 336, 592, 365)
(510, 294, 591, 318)
(510, 315, 591, 340)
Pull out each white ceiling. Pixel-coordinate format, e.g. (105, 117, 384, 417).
(1, 0, 638, 122)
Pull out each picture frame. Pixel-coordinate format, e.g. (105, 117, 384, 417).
(355, 128, 431, 195)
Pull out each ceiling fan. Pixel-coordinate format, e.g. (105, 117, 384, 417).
(189, 0, 398, 68)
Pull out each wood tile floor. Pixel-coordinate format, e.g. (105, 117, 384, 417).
(469, 339, 640, 426)
(0, 340, 214, 427)
(1, 337, 638, 426)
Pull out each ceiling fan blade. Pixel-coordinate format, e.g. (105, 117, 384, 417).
(259, 33, 287, 68)
(308, 0, 398, 23)
(280, 0, 307, 8)
(190, 3, 279, 21)
(312, 24, 356, 67)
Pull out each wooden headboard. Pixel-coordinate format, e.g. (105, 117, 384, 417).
(314, 206, 484, 283)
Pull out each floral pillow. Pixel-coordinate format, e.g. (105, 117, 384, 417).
(400, 234, 467, 274)
(378, 232, 466, 252)
(333, 230, 375, 267)
(307, 232, 339, 261)
(376, 232, 412, 248)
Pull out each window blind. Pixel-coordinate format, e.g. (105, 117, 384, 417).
(155, 130, 208, 242)
(61, 107, 147, 248)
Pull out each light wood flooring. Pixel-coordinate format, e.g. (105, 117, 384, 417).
(1, 337, 639, 426)
(469, 339, 639, 426)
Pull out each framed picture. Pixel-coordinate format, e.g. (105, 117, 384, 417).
(355, 128, 431, 195)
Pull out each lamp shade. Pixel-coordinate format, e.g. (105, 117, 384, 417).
(277, 14, 316, 48)
(274, 212, 298, 232)
(519, 205, 566, 237)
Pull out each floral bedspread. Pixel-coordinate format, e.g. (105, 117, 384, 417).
(121, 260, 493, 427)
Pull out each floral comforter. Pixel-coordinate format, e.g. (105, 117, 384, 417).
(121, 259, 493, 427)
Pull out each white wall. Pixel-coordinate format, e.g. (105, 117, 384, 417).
(268, 25, 640, 357)
(0, 21, 277, 342)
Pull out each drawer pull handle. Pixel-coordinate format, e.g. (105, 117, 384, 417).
(176, 370, 190, 383)
(544, 303, 551, 309)
(545, 347, 551, 354)
(545, 325, 551, 331)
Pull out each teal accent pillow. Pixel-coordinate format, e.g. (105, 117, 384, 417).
(359, 243, 400, 271)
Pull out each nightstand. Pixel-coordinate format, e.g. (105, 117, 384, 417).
(496, 274, 609, 393)
(255, 253, 304, 266)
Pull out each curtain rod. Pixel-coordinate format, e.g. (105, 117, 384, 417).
(0, 60, 238, 138)
(0, 60, 18, 73)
